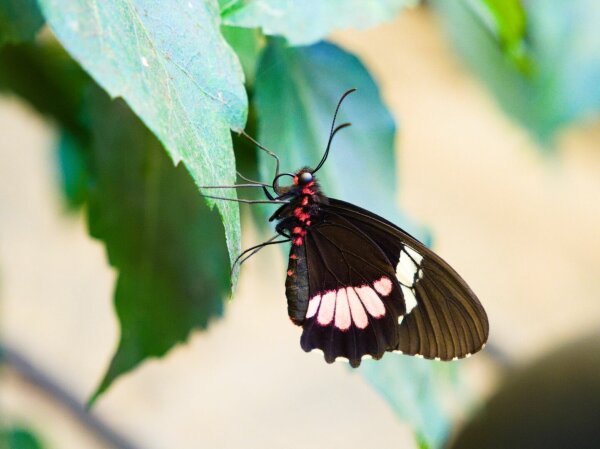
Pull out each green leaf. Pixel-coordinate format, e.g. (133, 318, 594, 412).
(37, 0, 248, 280)
(0, 0, 44, 45)
(221, 25, 262, 86)
(222, 0, 419, 46)
(463, 0, 530, 73)
(0, 42, 90, 140)
(87, 89, 231, 403)
(254, 39, 424, 236)
(56, 130, 89, 209)
(0, 426, 45, 449)
(435, 0, 600, 143)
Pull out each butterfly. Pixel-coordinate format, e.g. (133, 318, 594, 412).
(203, 89, 489, 367)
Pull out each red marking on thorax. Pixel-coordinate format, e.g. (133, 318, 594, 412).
(292, 227, 306, 236)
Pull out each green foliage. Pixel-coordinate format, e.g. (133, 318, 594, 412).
(87, 90, 231, 402)
(0, 0, 43, 45)
(220, 25, 262, 86)
(464, 0, 530, 73)
(0, 41, 232, 401)
(37, 0, 247, 279)
(0, 426, 45, 449)
(222, 0, 419, 45)
(0, 42, 90, 140)
(436, 0, 600, 142)
(57, 130, 89, 209)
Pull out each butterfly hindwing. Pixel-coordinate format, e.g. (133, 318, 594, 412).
(322, 198, 489, 361)
(292, 213, 407, 367)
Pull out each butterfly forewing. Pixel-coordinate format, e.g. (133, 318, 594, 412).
(321, 199, 489, 361)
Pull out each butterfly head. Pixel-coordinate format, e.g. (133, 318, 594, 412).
(273, 168, 318, 196)
(295, 170, 314, 186)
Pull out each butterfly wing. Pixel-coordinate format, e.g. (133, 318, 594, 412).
(297, 217, 407, 367)
(321, 198, 489, 361)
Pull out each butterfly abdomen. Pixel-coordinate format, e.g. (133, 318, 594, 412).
(286, 245, 309, 325)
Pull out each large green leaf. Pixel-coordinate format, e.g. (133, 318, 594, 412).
(0, 0, 44, 45)
(87, 89, 231, 402)
(37, 0, 248, 278)
(436, 0, 600, 143)
(0, 426, 45, 449)
(221, 0, 418, 46)
(254, 39, 449, 447)
(0, 41, 232, 401)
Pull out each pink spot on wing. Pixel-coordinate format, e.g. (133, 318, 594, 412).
(373, 276, 393, 296)
(287, 270, 293, 277)
(306, 294, 321, 319)
(293, 237, 303, 246)
(347, 287, 368, 329)
(334, 289, 351, 331)
(356, 286, 386, 318)
(302, 197, 309, 206)
(317, 291, 336, 325)
(290, 254, 298, 260)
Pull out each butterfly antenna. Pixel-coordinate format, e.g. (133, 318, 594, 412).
(239, 130, 280, 177)
(199, 183, 267, 189)
(198, 193, 287, 204)
(236, 171, 269, 187)
(312, 88, 356, 174)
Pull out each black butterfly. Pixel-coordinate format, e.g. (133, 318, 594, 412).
(204, 89, 489, 367)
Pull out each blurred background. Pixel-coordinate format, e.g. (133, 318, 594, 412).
(2, 3, 600, 449)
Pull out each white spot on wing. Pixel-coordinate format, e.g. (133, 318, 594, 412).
(373, 276, 392, 296)
(306, 294, 321, 319)
(401, 285, 418, 313)
(396, 249, 419, 286)
(347, 287, 368, 329)
(361, 354, 373, 360)
(334, 289, 351, 331)
(434, 357, 441, 361)
(405, 245, 423, 264)
(452, 356, 458, 361)
(416, 354, 424, 359)
(397, 315, 404, 325)
(317, 291, 336, 325)
(394, 350, 404, 354)
(356, 286, 386, 318)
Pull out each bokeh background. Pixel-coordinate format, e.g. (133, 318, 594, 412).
(2, 4, 600, 449)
